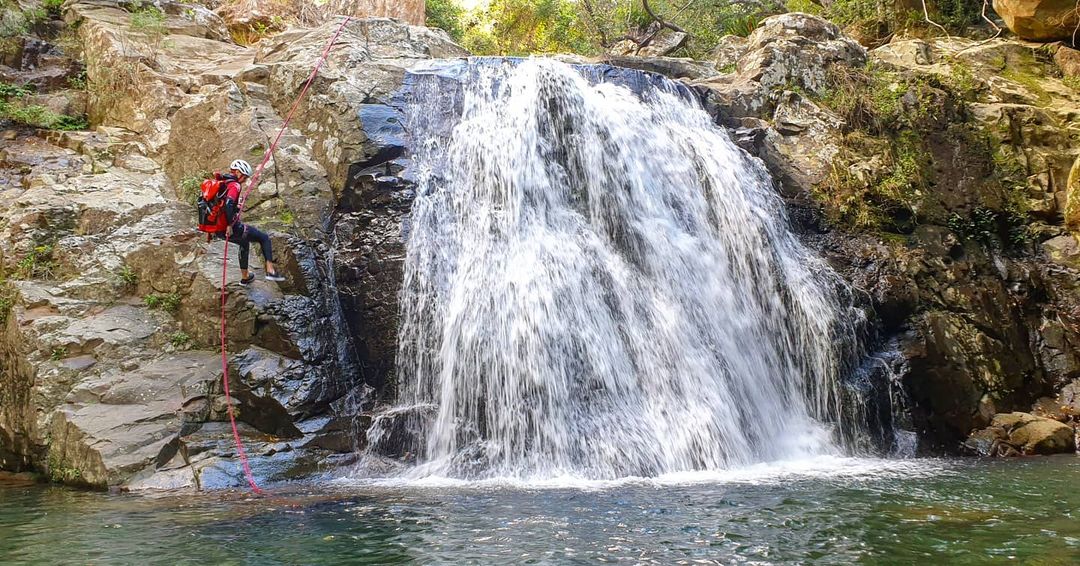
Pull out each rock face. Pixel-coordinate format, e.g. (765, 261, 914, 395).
(0, 1, 461, 489)
(993, 0, 1080, 42)
(610, 29, 689, 57)
(964, 412, 1076, 456)
(250, 19, 465, 395)
(1066, 158, 1080, 231)
(327, 0, 426, 26)
(693, 14, 1080, 452)
(7, 3, 1080, 488)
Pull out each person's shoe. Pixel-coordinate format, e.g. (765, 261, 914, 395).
(265, 271, 286, 282)
(239, 274, 256, 286)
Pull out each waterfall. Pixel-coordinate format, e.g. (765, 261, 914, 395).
(378, 58, 864, 481)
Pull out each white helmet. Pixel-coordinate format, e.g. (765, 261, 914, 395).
(230, 159, 253, 177)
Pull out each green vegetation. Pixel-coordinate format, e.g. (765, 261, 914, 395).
(144, 292, 182, 313)
(1, 79, 88, 131)
(177, 171, 209, 205)
(22, 7, 46, 26)
(49, 346, 66, 361)
(824, 0, 978, 46)
(279, 209, 295, 226)
(42, 0, 64, 16)
(803, 48, 1038, 251)
(0, 280, 15, 325)
(947, 206, 1030, 250)
(1065, 76, 1080, 92)
(46, 455, 81, 483)
(115, 264, 138, 291)
(67, 70, 87, 91)
(16, 244, 58, 280)
(0, 101, 88, 130)
(427, 0, 465, 40)
(169, 331, 192, 349)
(0, 81, 30, 98)
(1001, 67, 1052, 107)
(129, 3, 166, 37)
(0, 5, 29, 56)
(423, 0, 986, 57)
(784, 0, 823, 15)
(423, 0, 783, 57)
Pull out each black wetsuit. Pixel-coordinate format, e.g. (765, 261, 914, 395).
(220, 174, 273, 271)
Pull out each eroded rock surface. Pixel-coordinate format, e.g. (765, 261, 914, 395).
(691, 14, 1080, 452)
(0, 1, 459, 489)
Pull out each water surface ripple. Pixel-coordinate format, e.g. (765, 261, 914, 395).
(3, 456, 1078, 564)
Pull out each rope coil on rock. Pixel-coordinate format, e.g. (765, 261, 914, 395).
(219, 15, 353, 494)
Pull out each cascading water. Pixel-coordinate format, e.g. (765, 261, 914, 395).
(376, 58, 865, 481)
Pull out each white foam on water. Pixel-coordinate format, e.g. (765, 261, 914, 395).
(334, 455, 950, 492)
(365, 57, 866, 482)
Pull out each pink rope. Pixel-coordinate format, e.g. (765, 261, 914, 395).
(218, 15, 353, 494)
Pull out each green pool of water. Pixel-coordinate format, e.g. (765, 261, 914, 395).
(1, 456, 1078, 564)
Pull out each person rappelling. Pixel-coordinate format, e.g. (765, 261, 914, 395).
(196, 159, 287, 285)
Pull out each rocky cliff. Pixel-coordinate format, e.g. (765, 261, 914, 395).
(696, 13, 1080, 454)
(0, 0, 463, 489)
(2, 1, 1078, 491)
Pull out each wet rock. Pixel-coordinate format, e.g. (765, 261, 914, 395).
(366, 404, 436, 460)
(598, 55, 717, 80)
(993, 0, 1080, 41)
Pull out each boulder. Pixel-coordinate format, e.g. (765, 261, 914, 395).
(1055, 45, 1080, 77)
(46, 351, 304, 488)
(1067, 156, 1080, 233)
(66, 0, 253, 134)
(712, 35, 749, 70)
(965, 411, 1075, 455)
(348, 0, 426, 25)
(697, 13, 866, 120)
(610, 30, 688, 57)
(598, 55, 717, 80)
(739, 13, 865, 94)
(46, 353, 221, 487)
(1059, 379, 1080, 416)
(993, 0, 1080, 42)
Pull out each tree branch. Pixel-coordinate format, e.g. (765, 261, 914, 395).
(641, 0, 688, 34)
(581, 0, 612, 47)
(920, 0, 951, 38)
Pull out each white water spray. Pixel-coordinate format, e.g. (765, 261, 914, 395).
(380, 59, 861, 480)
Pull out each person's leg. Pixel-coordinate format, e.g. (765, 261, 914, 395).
(228, 229, 251, 281)
(245, 225, 284, 280)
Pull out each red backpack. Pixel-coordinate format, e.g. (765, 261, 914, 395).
(196, 176, 229, 234)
